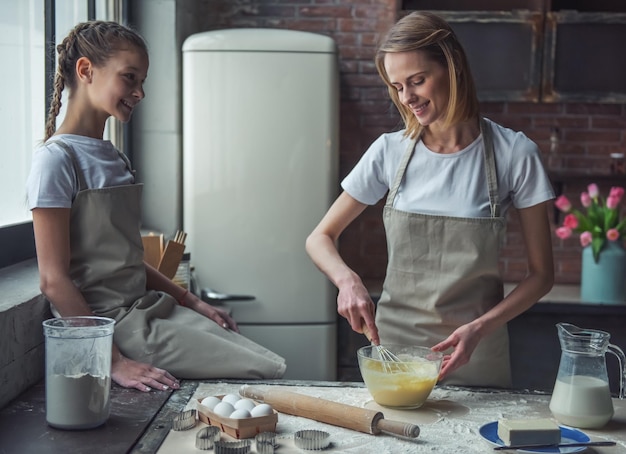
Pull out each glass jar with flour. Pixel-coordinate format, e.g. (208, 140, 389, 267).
(43, 316, 115, 429)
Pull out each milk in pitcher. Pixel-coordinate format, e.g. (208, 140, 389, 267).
(549, 375, 614, 429)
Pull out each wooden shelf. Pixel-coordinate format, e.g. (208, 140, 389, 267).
(401, 2, 626, 103)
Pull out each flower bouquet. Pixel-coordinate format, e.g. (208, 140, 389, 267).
(555, 183, 626, 263)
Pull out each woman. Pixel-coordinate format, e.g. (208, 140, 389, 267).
(306, 11, 554, 387)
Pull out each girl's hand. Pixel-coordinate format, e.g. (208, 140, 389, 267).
(111, 354, 180, 392)
(184, 293, 240, 332)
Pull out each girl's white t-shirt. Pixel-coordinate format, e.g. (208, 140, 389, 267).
(341, 118, 555, 217)
(27, 134, 135, 209)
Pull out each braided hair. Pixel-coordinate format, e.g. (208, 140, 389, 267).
(44, 21, 148, 141)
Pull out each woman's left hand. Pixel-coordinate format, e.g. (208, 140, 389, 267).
(431, 322, 481, 379)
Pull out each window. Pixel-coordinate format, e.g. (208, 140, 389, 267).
(0, 1, 44, 229)
(0, 0, 126, 268)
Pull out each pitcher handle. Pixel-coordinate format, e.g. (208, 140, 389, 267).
(608, 343, 625, 399)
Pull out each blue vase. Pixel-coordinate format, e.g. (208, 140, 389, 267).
(581, 241, 626, 304)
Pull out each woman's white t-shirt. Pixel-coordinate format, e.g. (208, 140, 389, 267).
(341, 118, 554, 217)
(27, 134, 135, 209)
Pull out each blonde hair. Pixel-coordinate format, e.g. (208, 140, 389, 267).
(375, 11, 479, 139)
(44, 20, 148, 141)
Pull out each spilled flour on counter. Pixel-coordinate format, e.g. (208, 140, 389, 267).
(155, 383, 591, 454)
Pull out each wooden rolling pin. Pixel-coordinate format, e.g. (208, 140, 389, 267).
(239, 385, 420, 439)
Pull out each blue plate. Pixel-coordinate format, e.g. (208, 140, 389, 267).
(479, 421, 590, 453)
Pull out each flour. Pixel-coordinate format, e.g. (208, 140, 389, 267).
(46, 373, 110, 429)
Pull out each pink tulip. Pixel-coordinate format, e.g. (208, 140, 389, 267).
(609, 186, 625, 203)
(580, 192, 592, 208)
(607, 195, 620, 209)
(563, 214, 578, 229)
(588, 183, 599, 199)
(554, 195, 572, 212)
(607, 228, 620, 241)
(580, 231, 593, 247)
(556, 226, 572, 239)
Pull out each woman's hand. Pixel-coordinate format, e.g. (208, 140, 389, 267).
(431, 322, 482, 380)
(337, 280, 378, 344)
(111, 351, 180, 392)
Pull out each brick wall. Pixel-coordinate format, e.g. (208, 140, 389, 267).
(200, 0, 626, 286)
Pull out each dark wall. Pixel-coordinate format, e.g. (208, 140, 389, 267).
(189, 0, 626, 287)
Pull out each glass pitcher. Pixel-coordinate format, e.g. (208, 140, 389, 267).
(43, 316, 115, 429)
(549, 322, 625, 429)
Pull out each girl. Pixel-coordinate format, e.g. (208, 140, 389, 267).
(306, 12, 554, 387)
(27, 21, 286, 392)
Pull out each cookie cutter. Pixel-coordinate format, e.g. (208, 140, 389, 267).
(195, 425, 221, 450)
(294, 429, 331, 450)
(255, 431, 277, 454)
(214, 439, 252, 454)
(172, 409, 196, 431)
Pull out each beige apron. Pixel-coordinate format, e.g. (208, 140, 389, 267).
(53, 140, 286, 379)
(375, 119, 512, 387)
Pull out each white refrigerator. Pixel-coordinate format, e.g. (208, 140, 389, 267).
(182, 28, 339, 380)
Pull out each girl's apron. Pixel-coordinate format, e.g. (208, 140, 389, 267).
(375, 119, 512, 387)
(53, 140, 286, 379)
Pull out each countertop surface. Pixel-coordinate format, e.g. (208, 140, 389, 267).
(157, 381, 626, 454)
(2, 379, 624, 453)
(504, 283, 582, 304)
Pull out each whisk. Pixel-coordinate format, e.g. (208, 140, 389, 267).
(362, 324, 411, 373)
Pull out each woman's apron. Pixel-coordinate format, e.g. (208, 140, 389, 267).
(375, 119, 512, 387)
(53, 141, 286, 379)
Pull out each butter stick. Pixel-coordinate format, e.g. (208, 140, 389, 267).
(497, 418, 561, 446)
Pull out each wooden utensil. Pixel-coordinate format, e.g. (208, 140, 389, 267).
(239, 385, 420, 439)
(157, 240, 185, 279)
(142, 234, 162, 268)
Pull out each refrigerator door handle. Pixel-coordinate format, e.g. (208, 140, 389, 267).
(200, 288, 256, 303)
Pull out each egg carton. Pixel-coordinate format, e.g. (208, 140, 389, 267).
(197, 395, 278, 439)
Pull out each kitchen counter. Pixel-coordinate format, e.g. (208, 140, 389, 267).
(1, 379, 624, 453)
(504, 283, 626, 312)
(157, 380, 626, 454)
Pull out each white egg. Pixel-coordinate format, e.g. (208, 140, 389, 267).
(250, 403, 274, 417)
(229, 408, 251, 419)
(200, 396, 222, 410)
(221, 393, 241, 405)
(234, 399, 257, 412)
(213, 401, 235, 417)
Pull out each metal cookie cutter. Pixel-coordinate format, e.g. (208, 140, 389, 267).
(172, 409, 196, 431)
(214, 439, 252, 454)
(294, 430, 331, 450)
(195, 425, 221, 450)
(255, 431, 277, 454)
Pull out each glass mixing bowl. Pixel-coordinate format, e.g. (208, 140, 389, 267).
(357, 345, 443, 409)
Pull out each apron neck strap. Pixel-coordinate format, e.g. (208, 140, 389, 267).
(48, 139, 88, 193)
(480, 118, 500, 218)
(385, 135, 418, 207)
